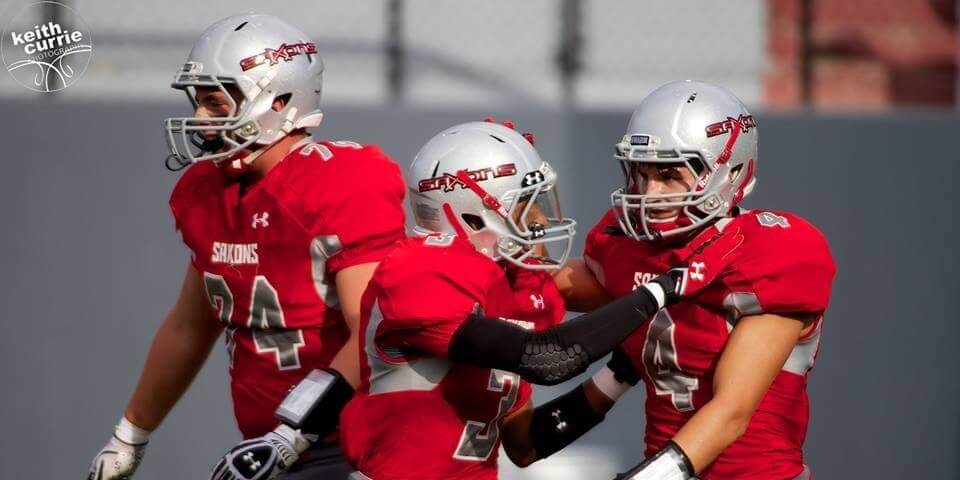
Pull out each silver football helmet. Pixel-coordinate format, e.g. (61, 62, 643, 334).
(612, 80, 758, 241)
(408, 121, 576, 270)
(164, 13, 324, 169)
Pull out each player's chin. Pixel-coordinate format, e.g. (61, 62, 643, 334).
(645, 209, 681, 222)
(217, 156, 252, 177)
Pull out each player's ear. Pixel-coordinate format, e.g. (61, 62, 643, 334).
(272, 93, 292, 112)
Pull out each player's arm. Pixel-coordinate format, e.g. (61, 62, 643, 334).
(500, 346, 638, 466)
(124, 264, 223, 428)
(553, 257, 614, 312)
(209, 368, 354, 480)
(88, 264, 222, 480)
(500, 379, 619, 467)
(449, 273, 680, 385)
(327, 262, 379, 388)
(614, 313, 811, 479)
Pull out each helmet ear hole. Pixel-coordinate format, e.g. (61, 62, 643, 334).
(461, 214, 485, 231)
(728, 164, 743, 182)
(273, 93, 293, 112)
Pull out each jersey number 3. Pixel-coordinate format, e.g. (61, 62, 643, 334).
(203, 273, 305, 371)
(453, 370, 520, 462)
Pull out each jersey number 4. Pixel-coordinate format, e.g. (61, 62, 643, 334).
(642, 310, 699, 412)
(203, 273, 305, 371)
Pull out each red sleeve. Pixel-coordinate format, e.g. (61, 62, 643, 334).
(724, 212, 836, 316)
(306, 144, 407, 274)
(583, 210, 618, 289)
(375, 253, 505, 359)
(502, 265, 566, 330)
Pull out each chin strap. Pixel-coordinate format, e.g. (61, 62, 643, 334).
(442, 202, 470, 238)
(455, 169, 510, 218)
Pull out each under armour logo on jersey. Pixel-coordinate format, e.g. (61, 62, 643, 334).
(551, 409, 568, 432)
(521, 171, 545, 187)
(757, 211, 790, 228)
(690, 262, 706, 281)
(252, 212, 270, 229)
(242, 451, 262, 471)
(530, 293, 545, 310)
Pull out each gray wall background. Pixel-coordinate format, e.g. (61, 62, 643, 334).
(0, 99, 957, 479)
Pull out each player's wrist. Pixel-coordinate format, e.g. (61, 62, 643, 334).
(616, 441, 694, 480)
(643, 268, 686, 308)
(639, 281, 668, 310)
(275, 368, 354, 438)
(591, 366, 631, 402)
(115, 416, 151, 446)
(271, 424, 312, 455)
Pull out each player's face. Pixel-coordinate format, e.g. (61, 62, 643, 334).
(513, 198, 549, 227)
(630, 162, 698, 220)
(192, 86, 242, 141)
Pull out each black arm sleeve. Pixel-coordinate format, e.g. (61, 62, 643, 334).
(448, 274, 678, 385)
(528, 384, 606, 459)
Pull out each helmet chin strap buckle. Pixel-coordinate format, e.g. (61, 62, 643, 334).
(235, 121, 259, 139)
(497, 237, 520, 255)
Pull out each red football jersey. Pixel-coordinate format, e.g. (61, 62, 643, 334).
(340, 236, 565, 480)
(584, 209, 835, 480)
(169, 139, 406, 438)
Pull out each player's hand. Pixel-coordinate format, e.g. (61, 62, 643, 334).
(209, 424, 310, 480)
(87, 435, 147, 480)
(641, 268, 687, 310)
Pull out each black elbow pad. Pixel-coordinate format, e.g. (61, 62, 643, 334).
(515, 330, 591, 385)
(449, 314, 592, 385)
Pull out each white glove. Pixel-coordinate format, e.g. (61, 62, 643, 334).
(88, 418, 150, 480)
(209, 424, 311, 480)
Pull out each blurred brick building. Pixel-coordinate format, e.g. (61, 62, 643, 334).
(766, 0, 957, 109)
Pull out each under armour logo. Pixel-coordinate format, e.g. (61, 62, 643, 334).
(530, 293, 545, 310)
(242, 451, 262, 471)
(552, 410, 568, 432)
(757, 211, 790, 228)
(252, 212, 270, 229)
(690, 261, 706, 281)
(522, 171, 545, 187)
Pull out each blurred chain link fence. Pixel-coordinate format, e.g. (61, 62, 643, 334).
(0, 0, 772, 110)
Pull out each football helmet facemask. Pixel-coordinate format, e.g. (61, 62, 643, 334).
(164, 13, 324, 171)
(408, 121, 576, 270)
(612, 80, 758, 242)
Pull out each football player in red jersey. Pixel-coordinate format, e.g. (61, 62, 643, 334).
(547, 81, 837, 479)
(224, 120, 688, 480)
(86, 14, 406, 480)
(340, 120, 693, 480)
